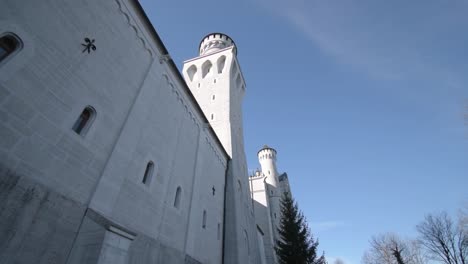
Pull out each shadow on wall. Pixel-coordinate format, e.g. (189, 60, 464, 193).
(0, 168, 204, 264)
(0, 168, 86, 264)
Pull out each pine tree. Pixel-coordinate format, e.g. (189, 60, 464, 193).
(275, 193, 326, 264)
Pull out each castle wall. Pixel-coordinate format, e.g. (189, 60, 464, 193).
(250, 176, 276, 264)
(0, 0, 230, 263)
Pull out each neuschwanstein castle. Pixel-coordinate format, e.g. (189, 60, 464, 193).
(0, 1, 292, 263)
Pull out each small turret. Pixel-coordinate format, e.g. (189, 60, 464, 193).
(257, 145, 278, 187)
(199, 33, 237, 56)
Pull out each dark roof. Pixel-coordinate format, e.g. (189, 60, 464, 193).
(278, 173, 288, 182)
(257, 145, 277, 155)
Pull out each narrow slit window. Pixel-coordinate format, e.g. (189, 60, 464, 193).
(217, 223, 221, 240)
(244, 230, 250, 255)
(72, 106, 96, 136)
(202, 210, 207, 229)
(210, 113, 214, 120)
(174, 187, 182, 208)
(0, 33, 22, 63)
(142, 161, 154, 185)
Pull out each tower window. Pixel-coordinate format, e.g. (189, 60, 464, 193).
(0, 33, 22, 63)
(217, 56, 226, 74)
(212, 94, 215, 101)
(142, 161, 154, 185)
(186, 65, 197, 82)
(217, 223, 221, 240)
(72, 106, 96, 136)
(210, 113, 214, 120)
(202, 210, 207, 229)
(174, 186, 182, 208)
(202, 60, 212, 78)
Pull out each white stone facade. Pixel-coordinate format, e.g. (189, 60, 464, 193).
(249, 146, 292, 264)
(0, 1, 295, 263)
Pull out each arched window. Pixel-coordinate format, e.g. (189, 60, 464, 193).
(186, 64, 197, 82)
(0, 33, 22, 63)
(142, 161, 154, 185)
(174, 186, 182, 208)
(202, 210, 207, 229)
(72, 106, 96, 136)
(217, 56, 226, 74)
(202, 60, 212, 78)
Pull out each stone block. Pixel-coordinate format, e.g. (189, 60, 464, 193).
(0, 84, 10, 103)
(7, 114, 33, 137)
(4, 95, 36, 122)
(0, 171, 86, 264)
(57, 135, 94, 165)
(0, 109, 8, 122)
(29, 114, 64, 144)
(0, 149, 19, 174)
(13, 135, 56, 172)
(0, 123, 20, 150)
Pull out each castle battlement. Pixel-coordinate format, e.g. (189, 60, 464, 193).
(199, 33, 237, 56)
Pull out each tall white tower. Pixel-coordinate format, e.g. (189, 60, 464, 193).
(257, 146, 281, 238)
(183, 33, 260, 264)
(182, 33, 245, 157)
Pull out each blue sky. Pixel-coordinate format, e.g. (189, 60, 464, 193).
(140, 0, 468, 263)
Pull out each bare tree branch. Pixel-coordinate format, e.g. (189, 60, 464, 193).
(362, 233, 425, 264)
(416, 212, 467, 264)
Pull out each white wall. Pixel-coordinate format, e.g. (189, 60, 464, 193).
(183, 41, 262, 264)
(0, 0, 230, 263)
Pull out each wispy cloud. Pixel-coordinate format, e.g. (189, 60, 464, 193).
(310, 220, 346, 232)
(253, 0, 468, 83)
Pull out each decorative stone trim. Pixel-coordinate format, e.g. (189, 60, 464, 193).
(109, 226, 136, 240)
(115, 0, 153, 57)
